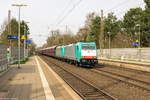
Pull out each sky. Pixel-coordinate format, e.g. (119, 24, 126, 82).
(0, 0, 145, 47)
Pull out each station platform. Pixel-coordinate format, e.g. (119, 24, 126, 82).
(99, 58, 150, 72)
(0, 56, 82, 100)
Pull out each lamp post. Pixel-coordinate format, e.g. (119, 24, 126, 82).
(12, 4, 27, 68)
(8, 10, 11, 63)
(136, 24, 141, 48)
(135, 24, 141, 61)
(107, 32, 111, 58)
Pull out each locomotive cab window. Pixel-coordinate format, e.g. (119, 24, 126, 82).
(82, 45, 96, 50)
(77, 46, 79, 50)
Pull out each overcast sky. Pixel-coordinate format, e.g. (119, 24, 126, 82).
(0, 0, 145, 47)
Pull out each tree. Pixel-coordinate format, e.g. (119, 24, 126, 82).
(144, 0, 150, 8)
(103, 13, 121, 48)
(0, 18, 30, 46)
(46, 30, 60, 47)
(104, 13, 120, 40)
(86, 16, 101, 48)
(46, 29, 75, 46)
(84, 13, 96, 28)
(123, 2, 150, 47)
(29, 42, 36, 55)
(141, 0, 150, 46)
(123, 8, 143, 38)
(0, 19, 18, 45)
(42, 0, 150, 48)
(76, 27, 89, 42)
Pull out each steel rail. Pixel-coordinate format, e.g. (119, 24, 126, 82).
(42, 56, 117, 100)
(91, 69, 150, 91)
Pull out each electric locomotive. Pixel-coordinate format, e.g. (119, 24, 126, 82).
(64, 42, 98, 67)
(39, 42, 98, 67)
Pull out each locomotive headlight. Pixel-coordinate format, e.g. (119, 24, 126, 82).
(82, 59, 86, 62)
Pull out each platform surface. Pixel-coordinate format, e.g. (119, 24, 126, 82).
(0, 56, 82, 100)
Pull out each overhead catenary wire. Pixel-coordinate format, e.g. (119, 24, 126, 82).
(53, 0, 144, 33)
(105, 0, 134, 14)
(104, 0, 144, 16)
(114, 2, 145, 17)
(54, 0, 74, 24)
(55, 0, 83, 27)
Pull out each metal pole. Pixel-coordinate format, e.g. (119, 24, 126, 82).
(8, 10, 12, 63)
(139, 25, 141, 61)
(12, 4, 28, 67)
(102, 10, 104, 57)
(27, 34, 28, 57)
(139, 26, 141, 48)
(109, 33, 111, 58)
(24, 24, 26, 60)
(99, 10, 104, 57)
(27, 44, 28, 57)
(25, 21, 29, 58)
(18, 7, 21, 68)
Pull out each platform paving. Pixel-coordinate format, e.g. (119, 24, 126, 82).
(99, 58, 150, 72)
(0, 56, 82, 100)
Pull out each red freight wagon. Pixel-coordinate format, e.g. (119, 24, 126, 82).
(44, 46, 57, 57)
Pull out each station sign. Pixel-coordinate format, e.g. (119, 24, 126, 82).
(21, 35, 26, 40)
(132, 42, 139, 47)
(25, 40, 32, 44)
(7, 35, 18, 40)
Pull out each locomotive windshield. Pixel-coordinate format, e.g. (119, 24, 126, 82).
(82, 45, 96, 50)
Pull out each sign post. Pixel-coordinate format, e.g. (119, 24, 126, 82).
(21, 35, 26, 60)
(21, 35, 26, 40)
(7, 48, 11, 69)
(25, 40, 32, 57)
(132, 40, 139, 47)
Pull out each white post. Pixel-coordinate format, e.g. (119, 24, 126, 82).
(139, 26, 141, 48)
(24, 24, 26, 60)
(139, 25, 141, 61)
(12, 4, 28, 68)
(8, 10, 12, 63)
(109, 33, 111, 58)
(18, 7, 21, 68)
(108, 32, 111, 58)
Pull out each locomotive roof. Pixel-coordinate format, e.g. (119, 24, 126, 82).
(39, 42, 96, 51)
(77, 42, 96, 44)
(41, 45, 57, 50)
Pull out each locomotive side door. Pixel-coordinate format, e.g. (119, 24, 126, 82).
(75, 45, 80, 61)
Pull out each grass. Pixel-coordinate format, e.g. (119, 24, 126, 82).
(12, 58, 29, 65)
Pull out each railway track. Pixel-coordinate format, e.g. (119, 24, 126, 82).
(100, 59, 150, 67)
(99, 64, 150, 75)
(41, 56, 117, 100)
(41, 55, 150, 100)
(91, 68, 150, 91)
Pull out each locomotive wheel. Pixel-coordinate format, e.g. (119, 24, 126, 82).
(76, 62, 79, 67)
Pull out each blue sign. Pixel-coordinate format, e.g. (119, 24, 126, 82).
(25, 40, 32, 44)
(132, 42, 139, 47)
(7, 35, 18, 40)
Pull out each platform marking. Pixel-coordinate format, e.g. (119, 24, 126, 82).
(38, 56, 82, 100)
(35, 56, 55, 100)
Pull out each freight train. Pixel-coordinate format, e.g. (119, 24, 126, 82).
(39, 42, 98, 67)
